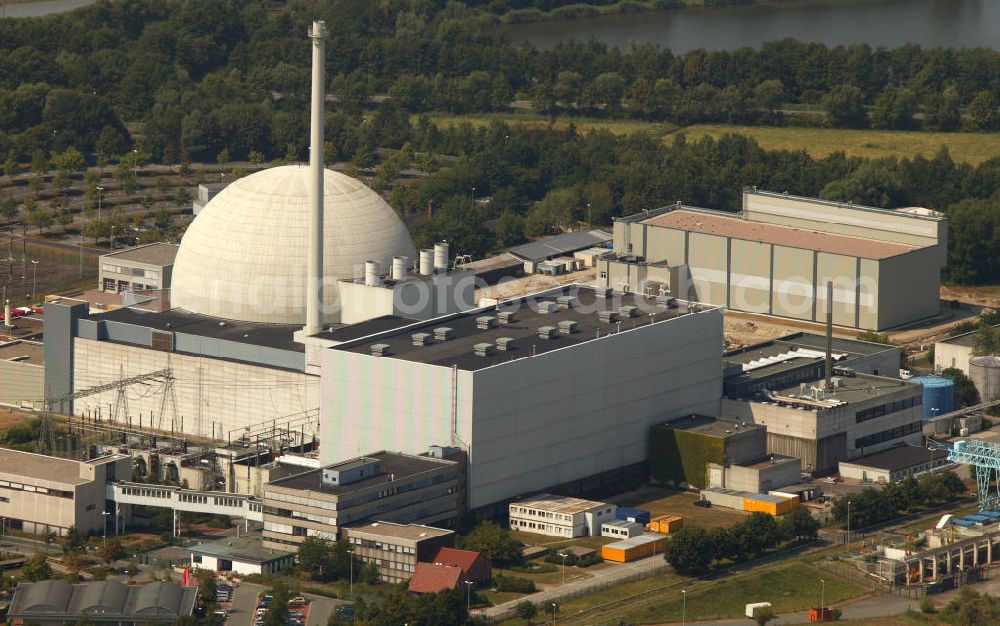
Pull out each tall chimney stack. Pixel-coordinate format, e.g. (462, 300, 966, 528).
(825, 280, 833, 390)
(304, 20, 328, 335)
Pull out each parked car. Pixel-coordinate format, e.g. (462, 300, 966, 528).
(693, 499, 711, 508)
(289, 596, 307, 605)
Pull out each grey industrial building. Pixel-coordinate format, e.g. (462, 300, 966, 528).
(99, 243, 178, 293)
(261, 450, 462, 552)
(343, 522, 455, 583)
(722, 372, 924, 474)
(602, 189, 947, 330)
(838, 445, 951, 483)
(319, 284, 724, 512)
(723, 331, 902, 398)
(0, 339, 44, 410)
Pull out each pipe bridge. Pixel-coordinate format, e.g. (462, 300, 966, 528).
(108, 481, 263, 535)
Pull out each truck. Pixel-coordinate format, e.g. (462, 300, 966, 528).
(745, 602, 772, 619)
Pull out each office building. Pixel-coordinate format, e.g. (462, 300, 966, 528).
(838, 445, 951, 483)
(508, 494, 617, 538)
(343, 522, 454, 583)
(99, 243, 178, 294)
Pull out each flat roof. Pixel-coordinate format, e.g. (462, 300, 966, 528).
(642, 209, 917, 259)
(660, 414, 763, 438)
(840, 445, 949, 472)
(0, 448, 90, 485)
(100, 242, 179, 266)
(939, 323, 1000, 348)
(345, 521, 454, 542)
(333, 285, 709, 371)
(463, 252, 524, 273)
(723, 331, 896, 382)
(313, 315, 418, 343)
(742, 455, 799, 470)
(93, 307, 304, 353)
(770, 372, 918, 405)
(0, 340, 44, 364)
(507, 230, 612, 262)
(189, 534, 292, 563)
(606, 534, 665, 549)
(705, 487, 791, 503)
(511, 493, 610, 515)
(268, 451, 455, 496)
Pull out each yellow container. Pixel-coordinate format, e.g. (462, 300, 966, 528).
(601, 535, 667, 563)
(743, 496, 796, 516)
(647, 515, 684, 534)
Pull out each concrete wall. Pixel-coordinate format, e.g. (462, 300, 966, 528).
(72, 338, 319, 439)
(724, 458, 801, 493)
(323, 307, 724, 510)
(876, 246, 942, 329)
(0, 357, 44, 409)
(43, 300, 89, 413)
(935, 339, 973, 376)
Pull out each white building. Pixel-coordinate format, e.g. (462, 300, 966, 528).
(99, 243, 178, 293)
(838, 445, 951, 484)
(601, 520, 644, 539)
(189, 535, 294, 576)
(319, 285, 724, 512)
(509, 493, 617, 538)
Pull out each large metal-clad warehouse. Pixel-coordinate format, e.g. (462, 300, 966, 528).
(319, 285, 724, 513)
(601, 190, 947, 330)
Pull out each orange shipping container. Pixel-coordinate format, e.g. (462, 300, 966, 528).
(647, 515, 684, 534)
(743, 495, 797, 516)
(601, 535, 666, 563)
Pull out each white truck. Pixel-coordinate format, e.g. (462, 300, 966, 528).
(745, 602, 772, 619)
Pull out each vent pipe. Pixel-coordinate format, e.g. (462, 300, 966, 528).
(391, 256, 408, 281)
(419, 249, 434, 276)
(825, 280, 833, 390)
(364, 261, 380, 287)
(3, 300, 9, 328)
(304, 19, 328, 335)
(434, 242, 449, 273)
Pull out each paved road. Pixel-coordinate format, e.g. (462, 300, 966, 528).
(478, 557, 671, 619)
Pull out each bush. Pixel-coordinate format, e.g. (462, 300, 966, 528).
(920, 596, 937, 613)
(493, 573, 536, 593)
(576, 553, 602, 567)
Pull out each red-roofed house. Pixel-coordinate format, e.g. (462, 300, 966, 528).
(432, 547, 492, 586)
(408, 562, 463, 594)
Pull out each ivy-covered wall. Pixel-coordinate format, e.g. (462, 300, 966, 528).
(649, 425, 725, 489)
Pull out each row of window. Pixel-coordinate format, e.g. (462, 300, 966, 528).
(269, 491, 338, 511)
(509, 506, 574, 522)
(510, 519, 573, 535)
(855, 396, 919, 423)
(291, 510, 336, 525)
(119, 486, 170, 499)
(855, 421, 922, 449)
(102, 265, 160, 279)
(348, 537, 416, 554)
(0, 481, 73, 499)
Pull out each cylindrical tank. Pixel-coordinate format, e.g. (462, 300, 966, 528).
(911, 375, 955, 419)
(391, 256, 408, 281)
(364, 260, 380, 287)
(434, 241, 449, 273)
(419, 249, 434, 276)
(969, 356, 1000, 403)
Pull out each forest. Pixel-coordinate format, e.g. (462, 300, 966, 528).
(1, 1, 1000, 283)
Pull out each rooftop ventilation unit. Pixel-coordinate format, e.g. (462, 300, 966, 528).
(620, 305, 638, 318)
(537, 301, 558, 314)
(476, 316, 498, 330)
(558, 320, 578, 334)
(597, 311, 619, 324)
(370, 343, 391, 357)
(556, 295, 577, 309)
(655, 294, 676, 306)
(434, 327, 455, 341)
(537, 326, 557, 339)
(474, 342, 495, 357)
(496, 337, 515, 351)
(594, 286, 613, 299)
(412, 333, 432, 346)
(833, 366, 856, 377)
(497, 311, 515, 325)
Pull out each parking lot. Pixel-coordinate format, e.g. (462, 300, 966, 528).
(225, 581, 344, 626)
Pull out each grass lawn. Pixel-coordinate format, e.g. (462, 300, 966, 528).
(493, 564, 595, 587)
(571, 562, 866, 625)
(679, 124, 1000, 165)
(416, 112, 679, 138)
(612, 486, 749, 528)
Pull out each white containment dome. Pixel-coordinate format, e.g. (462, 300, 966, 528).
(170, 165, 417, 324)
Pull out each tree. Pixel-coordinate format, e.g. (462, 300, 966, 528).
(925, 86, 961, 132)
(3, 149, 17, 177)
(27, 205, 54, 233)
(358, 561, 379, 584)
(262, 583, 290, 626)
(515, 600, 538, 622)
(296, 536, 351, 582)
(458, 521, 523, 567)
(752, 605, 775, 626)
(871, 86, 917, 130)
(53, 147, 85, 174)
(494, 211, 525, 248)
(664, 525, 714, 575)
(969, 90, 998, 131)
(973, 323, 1000, 356)
(942, 367, 980, 407)
(23, 552, 53, 581)
(525, 187, 577, 237)
(193, 568, 218, 607)
(0, 195, 18, 221)
(821, 85, 868, 129)
(754, 79, 785, 113)
(61, 525, 84, 555)
(780, 505, 819, 540)
(98, 537, 126, 566)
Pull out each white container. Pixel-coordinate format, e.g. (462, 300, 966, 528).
(392, 256, 408, 281)
(419, 249, 434, 276)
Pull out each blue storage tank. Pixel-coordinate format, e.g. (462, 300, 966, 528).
(911, 375, 955, 419)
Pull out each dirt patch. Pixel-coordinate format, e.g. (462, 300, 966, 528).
(0, 410, 34, 430)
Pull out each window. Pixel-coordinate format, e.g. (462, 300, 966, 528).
(151, 330, 174, 352)
(855, 421, 922, 448)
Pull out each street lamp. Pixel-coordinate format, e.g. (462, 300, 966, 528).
(132, 148, 138, 182)
(587, 202, 592, 229)
(100, 510, 111, 545)
(347, 545, 354, 596)
(681, 589, 687, 626)
(847, 500, 853, 544)
(29, 260, 38, 302)
(559, 552, 568, 585)
(96, 186, 104, 222)
(549, 602, 557, 625)
(820, 578, 826, 619)
(463, 579, 474, 620)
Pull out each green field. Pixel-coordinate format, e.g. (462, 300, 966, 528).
(558, 562, 865, 625)
(420, 113, 999, 165)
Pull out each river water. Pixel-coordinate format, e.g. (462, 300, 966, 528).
(507, 0, 1000, 53)
(1, 0, 95, 18)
